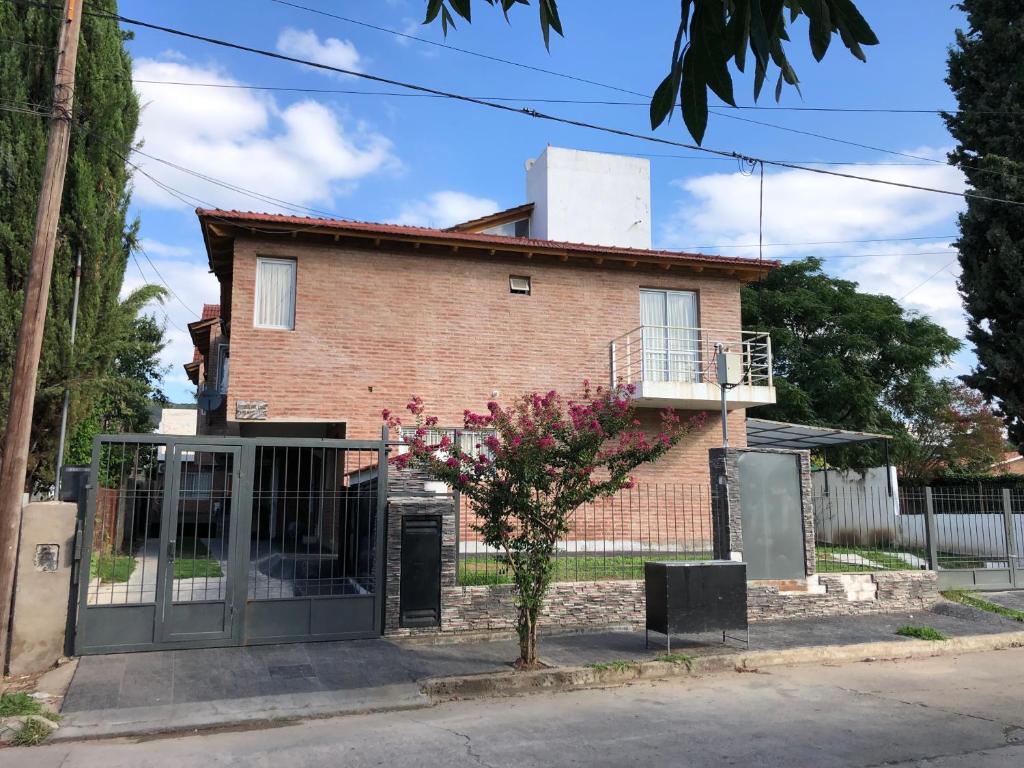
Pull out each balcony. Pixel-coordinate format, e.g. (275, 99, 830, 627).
(609, 326, 776, 410)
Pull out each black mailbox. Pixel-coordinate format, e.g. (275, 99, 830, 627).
(59, 465, 90, 503)
(399, 515, 442, 628)
(644, 560, 747, 650)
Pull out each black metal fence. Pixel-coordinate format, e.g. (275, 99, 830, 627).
(456, 483, 718, 585)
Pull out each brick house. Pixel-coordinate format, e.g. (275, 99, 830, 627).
(189, 147, 778, 488)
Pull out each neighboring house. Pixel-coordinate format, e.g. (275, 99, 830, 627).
(156, 406, 198, 436)
(188, 146, 778, 486)
(992, 452, 1024, 475)
(184, 303, 229, 434)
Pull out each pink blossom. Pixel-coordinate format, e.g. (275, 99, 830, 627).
(439, 434, 452, 449)
(406, 395, 425, 416)
(425, 416, 439, 427)
(538, 436, 555, 449)
(445, 457, 459, 468)
(381, 408, 391, 421)
(458, 473, 469, 484)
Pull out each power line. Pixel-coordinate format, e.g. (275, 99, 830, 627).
(129, 253, 187, 333)
(265, 0, 1024, 118)
(267, 0, 644, 97)
(36, 1, 1022, 209)
(129, 78, 1023, 117)
(898, 258, 960, 301)
(682, 235, 958, 250)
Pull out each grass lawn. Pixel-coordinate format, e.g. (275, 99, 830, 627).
(817, 544, 989, 573)
(90, 552, 136, 583)
(174, 536, 223, 579)
(942, 590, 1024, 622)
(458, 552, 712, 586)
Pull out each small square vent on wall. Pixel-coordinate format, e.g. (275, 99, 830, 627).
(509, 275, 531, 295)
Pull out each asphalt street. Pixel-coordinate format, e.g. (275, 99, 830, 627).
(8, 647, 1024, 767)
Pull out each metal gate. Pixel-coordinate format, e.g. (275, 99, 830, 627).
(813, 485, 1024, 591)
(74, 435, 386, 654)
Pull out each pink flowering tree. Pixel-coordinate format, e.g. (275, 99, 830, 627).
(385, 383, 704, 668)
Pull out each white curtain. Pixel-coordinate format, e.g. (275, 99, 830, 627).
(640, 289, 699, 383)
(255, 258, 296, 329)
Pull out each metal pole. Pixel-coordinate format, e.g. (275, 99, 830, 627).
(0, 0, 85, 673)
(924, 487, 939, 572)
(54, 251, 82, 498)
(716, 343, 729, 448)
(1002, 488, 1018, 588)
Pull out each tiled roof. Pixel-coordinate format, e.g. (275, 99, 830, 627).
(196, 209, 779, 269)
(201, 303, 220, 320)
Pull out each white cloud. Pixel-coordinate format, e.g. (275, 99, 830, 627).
(391, 191, 500, 228)
(661, 158, 966, 253)
(140, 239, 193, 259)
(132, 57, 397, 212)
(276, 28, 362, 74)
(659, 153, 969, 347)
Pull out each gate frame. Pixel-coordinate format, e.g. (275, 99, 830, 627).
(932, 486, 1023, 591)
(74, 434, 388, 655)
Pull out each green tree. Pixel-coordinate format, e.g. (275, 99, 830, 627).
(388, 385, 700, 667)
(892, 381, 1006, 482)
(420, 0, 876, 143)
(0, 1, 160, 489)
(943, 0, 1024, 451)
(742, 258, 961, 457)
(64, 288, 170, 467)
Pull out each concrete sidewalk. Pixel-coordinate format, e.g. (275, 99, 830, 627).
(54, 600, 1022, 742)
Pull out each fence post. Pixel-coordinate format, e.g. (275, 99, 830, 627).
(1002, 488, 1018, 586)
(924, 487, 939, 572)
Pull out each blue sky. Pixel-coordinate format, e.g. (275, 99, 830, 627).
(114, 1, 971, 402)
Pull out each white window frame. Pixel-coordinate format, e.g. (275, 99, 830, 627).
(254, 257, 296, 330)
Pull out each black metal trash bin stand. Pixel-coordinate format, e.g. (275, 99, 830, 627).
(644, 560, 748, 651)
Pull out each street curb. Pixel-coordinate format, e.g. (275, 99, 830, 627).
(49, 684, 430, 744)
(420, 630, 1024, 700)
(45, 631, 1024, 744)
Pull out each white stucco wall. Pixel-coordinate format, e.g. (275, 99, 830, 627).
(158, 407, 197, 435)
(526, 147, 651, 249)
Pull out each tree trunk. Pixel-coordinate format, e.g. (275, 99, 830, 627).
(518, 613, 537, 666)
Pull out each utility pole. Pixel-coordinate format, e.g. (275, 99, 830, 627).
(54, 250, 83, 500)
(0, 0, 85, 672)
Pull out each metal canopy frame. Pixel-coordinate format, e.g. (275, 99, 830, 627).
(745, 418, 893, 496)
(745, 418, 890, 450)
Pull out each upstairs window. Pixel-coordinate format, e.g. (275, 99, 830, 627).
(254, 257, 296, 330)
(483, 218, 530, 238)
(216, 343, 229, 395)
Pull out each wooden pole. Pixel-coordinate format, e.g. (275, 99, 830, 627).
(0, 0, 85, 672)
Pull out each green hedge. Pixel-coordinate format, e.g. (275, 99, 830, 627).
(930, 469, 1024, 487)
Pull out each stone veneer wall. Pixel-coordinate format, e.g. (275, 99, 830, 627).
(384, 469, 458, 637)
(384, 571, 940, 637)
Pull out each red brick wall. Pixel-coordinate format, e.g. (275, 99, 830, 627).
(225, 236, 749, 485)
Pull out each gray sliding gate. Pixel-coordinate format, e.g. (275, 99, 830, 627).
(74, 435, 386, 654)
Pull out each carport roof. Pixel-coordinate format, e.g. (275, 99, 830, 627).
(745, 418, 891, 450)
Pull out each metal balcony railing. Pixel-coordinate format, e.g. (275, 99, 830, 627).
(609, 326, 773, 389)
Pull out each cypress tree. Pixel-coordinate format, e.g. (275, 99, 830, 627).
(944, 0, 1024, 448)
(0, 1, 165, 490)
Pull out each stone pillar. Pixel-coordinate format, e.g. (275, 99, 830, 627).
(9, 502, 77, 675)
(709, 447, 816, 577)
(383, 468, 457, 636)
